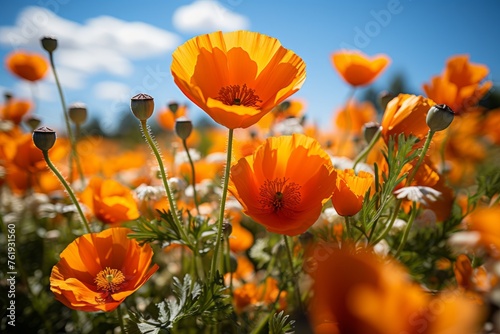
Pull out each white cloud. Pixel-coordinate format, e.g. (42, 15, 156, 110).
(0, 6, 181, 88)
(13, 81, 57, 102)
(173, 0, 249, 33)
(92, 81, 131, 101)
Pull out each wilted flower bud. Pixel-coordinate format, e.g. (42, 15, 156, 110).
(41, 36, 58, 53)
(175, 117, 193, 140)
(168, 102, 179, 113)
(130, 93, 154, 120)
(362, 122, 381, 143)
(277, 100, 291, 112)
(25, 116, 42, 131)
(68, 102, 88, 125)
(33, 127, 56, 151)
(426, 104, 454, 132)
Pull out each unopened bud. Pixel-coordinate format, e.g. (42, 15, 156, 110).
(224, 253, 238, 274)
(41, 36, 58, 53)
(299, 231, 314, 247)
(277, 101, 291, 112)
(362, 122, 381, 143)
(168, 102, 179, 113)
(68, 102, 88, 125)
(426, 104, 454, 132)
(33, 127, 56, 151)
(25, 116, 42, 131)
(4, 92, 13, 102)
(379, 91, 395, 111)
(130, 93, 154, 120)
(175, 117, 193, 140)
(222, 221, 233, 239)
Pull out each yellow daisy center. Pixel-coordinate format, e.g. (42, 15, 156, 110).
(216, 84, 262, 107)
(94, 267, 126, 293)
(259, 178, 301, 214)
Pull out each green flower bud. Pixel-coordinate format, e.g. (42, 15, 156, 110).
(33, 127, 56, 151)
(426, 104, 454, 132)
(25, 116, 42, 131)
(68, 102, 88, 125)
(175, 117, 193, 140)
(362, 122, 381, 144)
(130, 93, 154, 120)
(41, 36, 58, 53)
(168, 102, 179, 113)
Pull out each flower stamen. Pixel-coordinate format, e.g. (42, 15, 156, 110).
(216, 84, 262, 107)
(259, 178, 301, 215)
(95, 267, 126, 293)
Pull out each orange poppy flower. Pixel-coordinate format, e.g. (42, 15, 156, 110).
(454, 254, 496, 294)
(380, 94, 436, 142)
(156, 103, 188, 131)
(423, 55, 492, 114)
(309, 245, 482, 334)
(228, 133, 336, 236)
(465, 205, 500, 258)
(331, 169, 373, 216)
(171, 30, 306, 129)
(5, 50, 49, 82)
(233, 277, 286, 313)
(334, 99, 377, 135)
(1, 99, 32, 125)
(80, 177, 140, 226)
(331, 50, 390, 87)
(50, 227, 159, 312)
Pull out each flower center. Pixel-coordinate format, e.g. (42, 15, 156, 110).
(259, 178, 301, 215)
(215, 84, 262, 107)
(94, 267, 125, 293)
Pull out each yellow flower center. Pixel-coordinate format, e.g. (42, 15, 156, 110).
(259, 178, 301, 214)
(215, 84, 262, 107)
(94, 267, 126, 293)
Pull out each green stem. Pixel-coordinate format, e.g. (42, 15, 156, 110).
(394, 203, 418, 257)
(345, 216, 353, 239)
(371, 130, 435, 246)
(116, 305, 125, 333)
(353, 126, 382, 170)
(224, 236, 233, 297)
(182, 138, 200, 213)
(283, 235, 303, 312)
(250, 313, 271, 334)
(140, 120, 189, 242)
(48, 51, 85, 186)
(42, 150, 91, 234)
(209, 128, 234, 281)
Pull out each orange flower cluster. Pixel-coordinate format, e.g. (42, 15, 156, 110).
(423, 55, 492, 114)
(309, 246, 483, 334)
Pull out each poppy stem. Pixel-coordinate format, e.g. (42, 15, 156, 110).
(283, 235, 304, 312)
(41, 150, 91, 234)
(140, 120, 189, 242)
(47, 51, 86, 188)
(352, 126, 382, 170)
(394, 202, 418, 257)
(210, 128, 234, 281)
(371, 130, 435, 246)
(116, 305, 126, 333)
(181, 138, 200, 213)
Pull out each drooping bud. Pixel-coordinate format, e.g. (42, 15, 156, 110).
(4, 92, 13, 102)
(175, 117, 193, 140)
(222, 221, 233, 239)
(426, 104, 454, 132)
(33, 127, 56, 151)
(68, 102, 88, 125)
(25, 116, 42, 131)
(362, 122, 381, 143)
(41, 36, 58, 53)
(277, 100, 291, 112)
(130, 93, 154, 121)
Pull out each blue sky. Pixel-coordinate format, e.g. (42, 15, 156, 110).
(1, 0, 499, 133)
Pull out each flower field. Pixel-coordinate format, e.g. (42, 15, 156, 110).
(1, 28, 500, 334)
